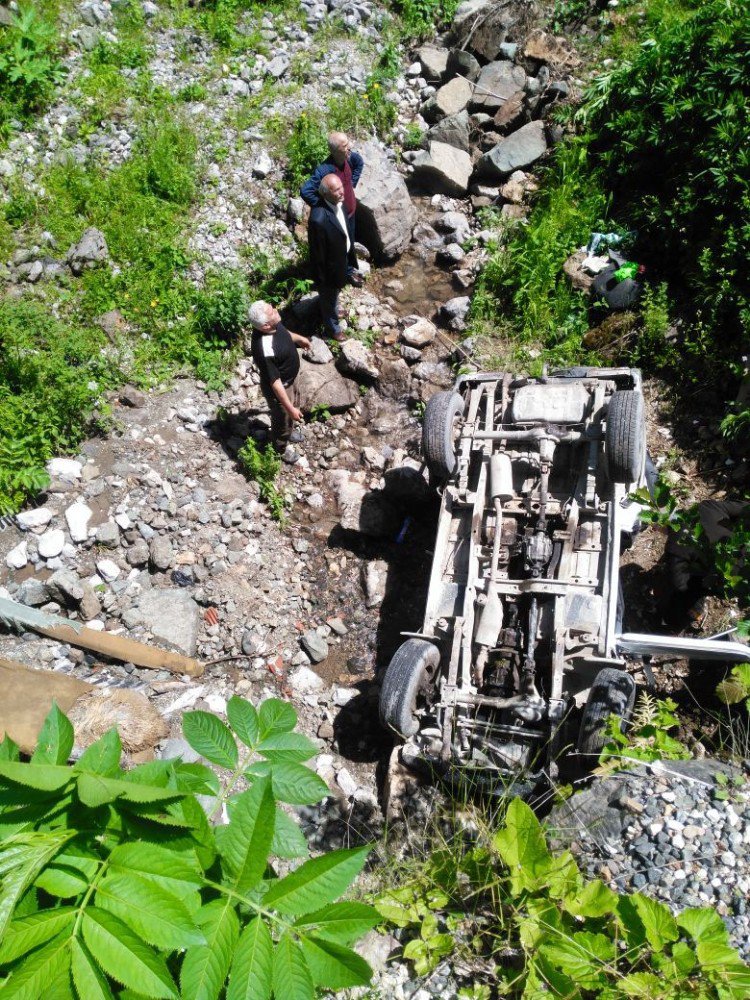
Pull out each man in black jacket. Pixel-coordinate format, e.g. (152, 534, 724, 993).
(249, 300, 310, 464)
(308, 174, 359, 342)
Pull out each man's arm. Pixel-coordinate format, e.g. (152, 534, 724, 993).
(350, 151, 364, 187)
(300, 163, 329, 207)
(307, 216, 328, 285)
(290, 332, 311, 349)
(271, 378, 302, 423)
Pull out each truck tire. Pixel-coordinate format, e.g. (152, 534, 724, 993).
(379, 639, 440, 738)
(422, 390, 464, 480)
(577, 667, 636, 758)
(606, 390, 645, 484)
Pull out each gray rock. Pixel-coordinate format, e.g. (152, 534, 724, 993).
(301, 631, 329, 663)
(66, 227, 109, 275)
(435, 210, 471, 239)
(362, 559, 388, 608)
(451, 2, 512, 62)
(65, 501, 92, 542)
(337, 340, 379, 381)
(79, 584, 101, 620)
(96, 520, 120, 548)
(303, 337, 334, 365)
(149, 536, 174, 571)
(297, 360, 360, 413)
(287, 196, 305, 223)
(119, 385, 146, 407)
(126, 538, 150, 567)
(252, 151, 274, 178)
(498, 41, 518, 60)
(288, 665, 326, 695)
(422, 76, 474, 122)
(75, 25, 100, 50)
(265, 55, 289, 79)
(6, 541, 28, 570)
(336, 479, 400, 538)
(471, 61, 527, 112)
(355, 140, 417, 261)
(47, 569, 84, 607)
(437, 243, 466, 266)
(17, 578, 49, 606)
(38, 529, 65, 559)
(142, 0, 158, 17)
(378, 358, 412, 400)
(412, 141, 473, 197)
(401, 316, 438, 348)
(441, 295, 471, 330)
(131, 588, 201, 656)
(475, 121, 548, 180)
(426, 110, 471, 153)
(447, 48, 481, 82)
(417, 44, 449, 81)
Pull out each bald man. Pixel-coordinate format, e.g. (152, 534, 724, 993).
(308, 174, 359, 342)
(301, 131, 364, 288)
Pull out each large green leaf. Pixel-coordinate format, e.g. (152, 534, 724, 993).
(81, 907, 177, 1000)
(563, 879, 617, 919)
(70, 937, 116, 1000)
(95, 872, 205, 950)
(293, 902, 380, 944)
(631, 894, 679, 952)
(540, 932, 613, 991)
(0, 907, 75, 964)
(226, 917, 273, 1000)
(0, 736, 20, 762)
(226, 697, 259, 749)
(258, 700, 297, 739)
(0, 832, 75, 939)
(256, 733, 317, 764)
(76, 774, 181, 809)
(74, 730, 121, 776)
(169, 763, 220, 797)
(299, 935, 372, 989)
(220, 778, 276, 894)
(677, 907, 730, 946)
(267, 763, 328, 806)
(182, 713, 238, 771)
(271, 808, 308, 859)
(35, 846, 100, 898)
(0, 762, 72, 792)
(272, 933, 313, 1000)
(107, 842, 202, 902)
(262, 846, 370, 916)
(492, 798, 551, 894)
(180, 899, 239, 1000)
(0, 931, 71, 999)
(31, 705, 74, 766)
(696, 941, 750, 997)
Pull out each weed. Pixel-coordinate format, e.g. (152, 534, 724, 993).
(0, 2, 64, 126)
(402, 122, 425, 150)
(177, 81, 208, 102)
(388, 0, 461, 38)
(283, 111, 329, 193)
(309, 404, 331, 423)
(238, 437, 288, 523)
(141, 115, 198, 205)
(595, 693, 691, 775)
(193, 268, 249, 343)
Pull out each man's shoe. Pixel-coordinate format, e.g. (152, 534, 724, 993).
(349, 271, 364, 287)
(289, 429, 304, 444)
(281, 446, 300, 465)
(330, 331, 346, 343)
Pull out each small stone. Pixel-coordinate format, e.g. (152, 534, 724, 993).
(46, 458, 82, 481)
(336, 767, 359, 799)
(150, 536, 174, 571)
(6, 541, 28, 569)
(287, 665, 326, 696)
(65, 501, 92, 542)
(15, 507, 54, 531)
(126, 539, 150, 567)
(96, 521, 120, 548)
(96, 558, 121, 582)
(326, 617, 347, 636)
(301, 631, 328, 663)
(38, 529, 65, 559)
(119, 385, 147, 408)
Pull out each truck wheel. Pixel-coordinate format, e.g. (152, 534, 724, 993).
(379, 639, 440, 738)
(577, 667, 636, 758)
(422, 390, 464, 480)
(606, 390, 645, 484)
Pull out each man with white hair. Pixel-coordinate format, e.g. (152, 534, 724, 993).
(248, 300, 310, 463)
(308, 174, 359, 342)
(301, 131, 364, 287)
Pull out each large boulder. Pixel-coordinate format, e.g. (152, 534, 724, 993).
(422, 76, 474, 123)
(129, 588, 200, 657)
(475, 121, 548, 181)
(426, 110, 471, 153)
(450, 0, 513, 62)
(416, 44, 449, 81)
(296, 359, 360, 413)
(412, 141, 473, 197)
(356, 141, 417, 261)
(470, 61, 527, 113)
(524, 29, 581, 67)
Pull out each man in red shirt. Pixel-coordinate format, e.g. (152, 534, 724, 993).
(301, 132, 364, 287)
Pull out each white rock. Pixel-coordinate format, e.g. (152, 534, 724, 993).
(336, 767, 359, 798)
(115, 513, 132, 530)
(65, 501, 93, 542)
(15, 507, 54, 531)
(46, 458, 82, 480)
(85, 620, 105, 631)
(205, 694, 227, 713)
(96, 558, 121, 582)
(287, 665, 326, 695)
(38, 529, 65, 559)
(333, 687, 357, 706)
(6, 541, 28, 569)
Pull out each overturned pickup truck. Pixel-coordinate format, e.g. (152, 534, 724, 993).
(380, 368, 750, 795)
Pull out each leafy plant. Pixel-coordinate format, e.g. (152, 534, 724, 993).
(0, 2, 64, 124)
(193, 268, 249, 343)
(379, 798, 750, 997)
(238, 438, 288, 523)
(596, 693, 691, 775)
(283, 112, 329, 193)
(716, 663, 750, 714)
(0, 698, 378, 998)
(389, 0, 460, 37)
(402, 122, 425, 151)
(309, 404, 331, 424)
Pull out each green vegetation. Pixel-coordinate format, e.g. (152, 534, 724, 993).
(0, 2, 64, 131)
(596, 694, 690, 776)
(238, 438, 288, 523)
(388, 0, 460, 37)
(377, 798, 749, 997)
(0, 699, 378, 997)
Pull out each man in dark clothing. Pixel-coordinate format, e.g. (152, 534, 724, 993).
(301, 132, 364, 287)
(308, 174, 359, 342)
(248, 300, 310, 464)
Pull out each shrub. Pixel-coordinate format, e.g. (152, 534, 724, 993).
(0, 300, 115, 512)
(389, 0, 460, 37)
(285, 112, 329, 193)
(0, 2, 64, 124)
(193, 268, 249, 342)
(238, 438, 288, 523)
(0, 699, 378, 998)
(140, 115, 199, 205)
